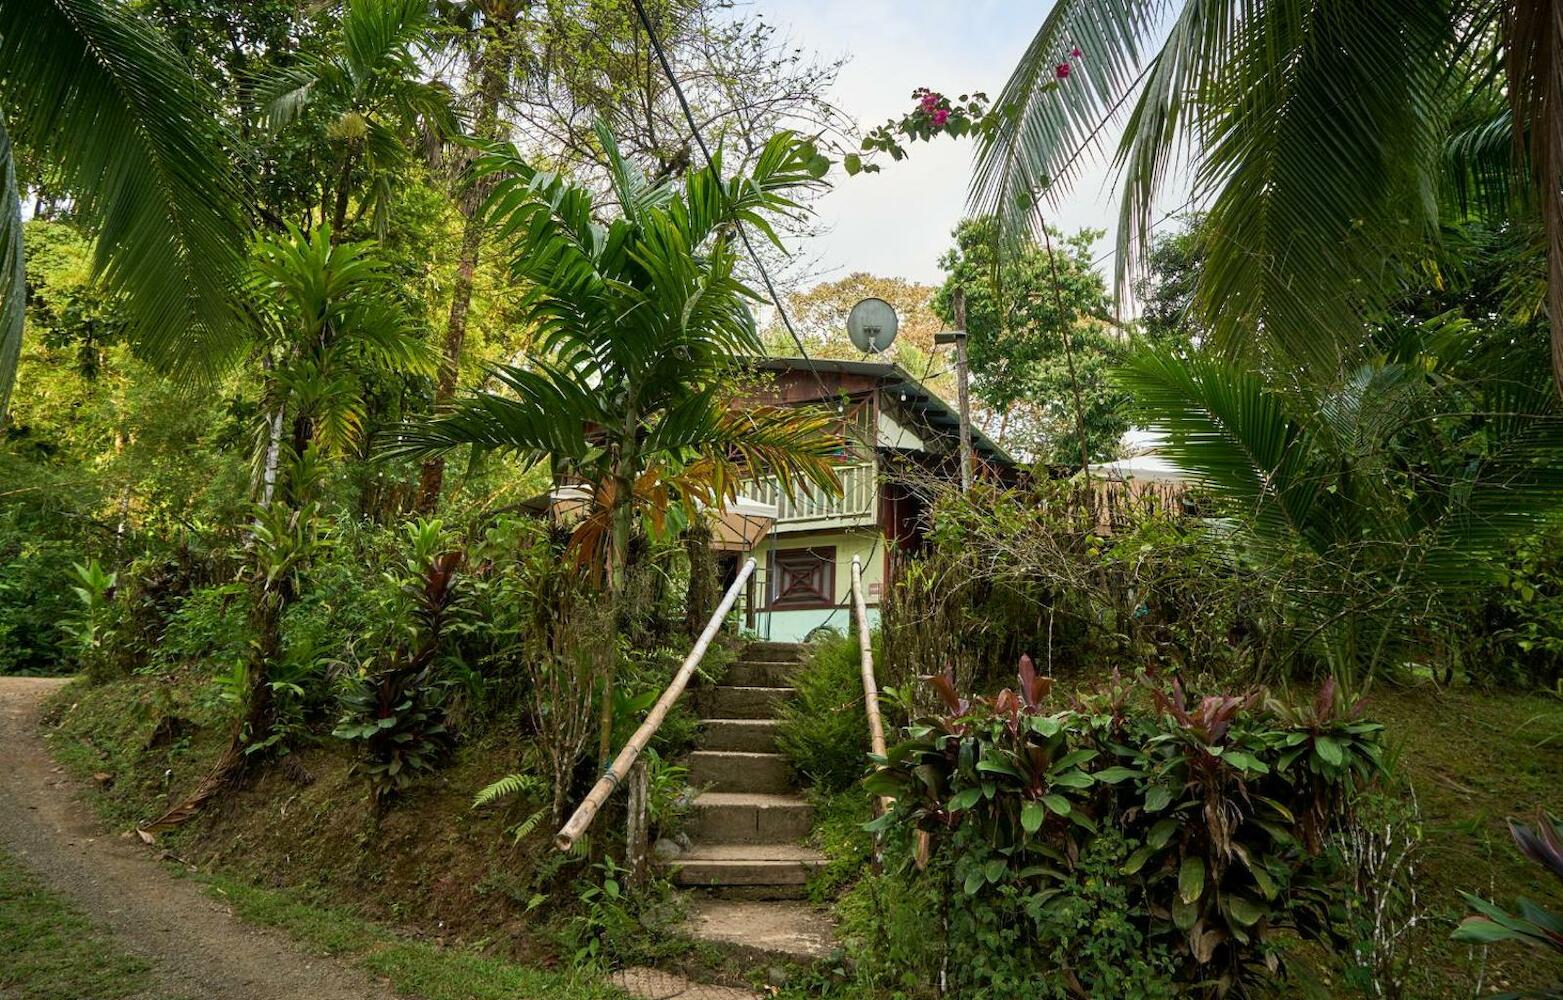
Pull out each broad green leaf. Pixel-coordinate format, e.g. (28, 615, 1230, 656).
(1179, 856, 1206, 904)
(1148, 818, 1179, 850)
(948, 787, 984, 811)
(1022, 800, 1045, 833)
(1123, 845, 1156, 875)
(1144, 784, 1173, 812)
(1227, 895, 1264, 926)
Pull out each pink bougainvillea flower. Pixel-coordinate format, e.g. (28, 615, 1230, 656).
(1071, 46, 1082, 59)
(920, 92, 941, 112)
(1055, 62, 1071, 79)
(932, 108, 950, 126)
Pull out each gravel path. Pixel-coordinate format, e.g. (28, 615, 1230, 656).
(0, 676, 399, 1000)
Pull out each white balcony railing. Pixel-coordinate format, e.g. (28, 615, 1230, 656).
(749, 462, 877, 529)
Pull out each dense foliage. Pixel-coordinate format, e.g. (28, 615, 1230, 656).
(862, 663, 1385, 997)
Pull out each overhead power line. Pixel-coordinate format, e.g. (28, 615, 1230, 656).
(628, 0, 831, 403)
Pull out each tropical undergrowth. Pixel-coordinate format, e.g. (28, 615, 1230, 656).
(40, 505, 719, 969)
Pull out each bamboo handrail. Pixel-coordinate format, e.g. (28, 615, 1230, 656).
(850, 556, 887, 759)
(555, 557, 756, 851)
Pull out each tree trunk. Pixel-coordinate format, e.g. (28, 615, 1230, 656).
(597, 483, 635, 766)
(418, 18, 515, 512)
(331, 148, 357, 235)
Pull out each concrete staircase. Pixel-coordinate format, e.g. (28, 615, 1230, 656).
(676, 641, 824, 898)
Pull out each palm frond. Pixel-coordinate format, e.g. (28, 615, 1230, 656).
(0, 113, 24, 416)
(1114, 341, 1322, 549)
(341, 0, 432, 83)
(382, 360, 600, 463)
(1443, 104, 1517, 219)
(969, 0, 1164, 245)
(1111, 0, 1239, 292)
(1193, 0, 1452, 370)
(0, 0, 249, 382)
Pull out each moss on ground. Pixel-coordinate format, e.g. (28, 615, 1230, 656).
(197, 873, 622, 1000)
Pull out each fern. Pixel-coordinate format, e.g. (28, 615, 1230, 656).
(508, 808, 546, 845)
(472, 771, 543, 809)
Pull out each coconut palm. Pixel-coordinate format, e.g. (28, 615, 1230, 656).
(1116, 323, 1563, 686)
(973, 1, 1562, 390)
(0, 0, 249, 416)
(386, 122, 843, 759)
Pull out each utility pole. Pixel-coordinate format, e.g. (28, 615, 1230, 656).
(936, 287, 975, 491)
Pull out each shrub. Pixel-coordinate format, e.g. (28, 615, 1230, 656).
(776, 632, 874, 794)
(863, 659, 1386, 998)
(333, 521, 464, 806)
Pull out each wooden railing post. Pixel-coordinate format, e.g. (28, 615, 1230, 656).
(625, 758, 649, 890)
(851, 556, 888, 760)
(555, 557, 756, 851)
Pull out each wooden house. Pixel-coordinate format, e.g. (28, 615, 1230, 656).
(723, 357, 1016, 642)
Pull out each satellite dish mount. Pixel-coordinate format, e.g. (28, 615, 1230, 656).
(846, 297, 899, 355)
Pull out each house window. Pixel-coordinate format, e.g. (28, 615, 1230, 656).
(768, 546, 836, 609)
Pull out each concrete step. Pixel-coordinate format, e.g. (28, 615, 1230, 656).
(700, 718, 780, 753)
(740, 641, 806, 664)
(725, 660, 798, 687)
(673, 862, 817, 898)
(672, 844, 825, 898)
(688, 792, 812, 844)
(699, 685, 791, 720)
(687, 750, 792, 794)
(681, 898, 835, 965)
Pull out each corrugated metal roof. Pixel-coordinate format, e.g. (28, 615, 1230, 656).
(750, 356, 1016, 467)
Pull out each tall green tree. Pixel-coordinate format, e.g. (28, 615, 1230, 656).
(417, 0, 526, 512)
(934, 218, 1127, 465)
(969, 0, 1563, 391)
(258, 0, 458, 237)
(388, 123, 844, 761)
(0, 0, 249, 416)
(251, 224, 435, 506)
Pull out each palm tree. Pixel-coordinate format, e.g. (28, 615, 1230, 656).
(387, 122, 844, 760)
(259, 0, 458, 237)
(972, 1, 1562, 390)
(1116, 325, 1563, 686)
(252, 224, 436, 505)
(0, 0, 249, 416)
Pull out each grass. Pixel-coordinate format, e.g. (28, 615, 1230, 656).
(196, 873, 623, 1000)
(0, 848, 183, 1000)
(1374, 684, 1563, 998)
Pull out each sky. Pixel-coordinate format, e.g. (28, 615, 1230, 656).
(750, 0, 1131, 289)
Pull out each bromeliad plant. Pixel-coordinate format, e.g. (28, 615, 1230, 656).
(865, 658, 1386, 997)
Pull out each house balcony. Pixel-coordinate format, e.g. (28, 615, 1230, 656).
(748, 462, 878, 533)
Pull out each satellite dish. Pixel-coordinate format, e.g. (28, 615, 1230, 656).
(847, 297, 899, 355)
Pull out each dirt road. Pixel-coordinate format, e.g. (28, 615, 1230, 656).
(0, 676, 398, 1000)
